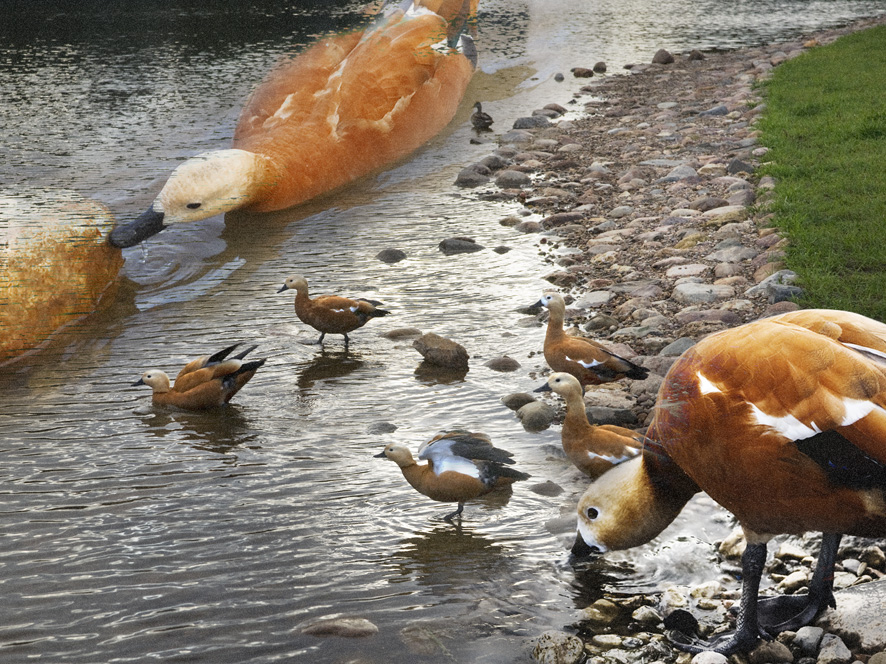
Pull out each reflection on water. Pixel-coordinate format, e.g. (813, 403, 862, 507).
(2, 1, 884, 662)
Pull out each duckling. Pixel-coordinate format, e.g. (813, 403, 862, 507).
(277, 275, 389, 349)
(134, 344, 265, 409)
(375, 430, 530, 521)
(535, 372, 643, 477)
(534, 291, 648, 386)
(470, 101, 493, 130)
(571, 309, 886, 655)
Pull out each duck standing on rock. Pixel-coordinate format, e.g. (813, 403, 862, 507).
(534, 291, 648, 387)
(109, 0, 480, 248)
(535, 372, 644, 477)
(571, 309, 886, 655)
(375, 430, 530, 521)
(133, 343, 266, 410)
(470, 101, 493, 130)
(277, 275, 390, 349)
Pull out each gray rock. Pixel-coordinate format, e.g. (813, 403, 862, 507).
(530, 480, 564, 497)
(366, 421, 398, 435)
(300, 617, 378, 637)
(817, 579, 886, 651)
(541, 211, 585, 228)
(382, 327, 423, 340)
(700, 104, 729, 116)
(501, 392, 537, 411)
(816, 634, 853, 664)
(571, 67, 594, 78)
(500, 129, 534, 144)
(672, 282, 735, 304)
(792, 626, 825, 657)
(632, 605, 663, 625)
(594, 61, 607, 73)
(495, 169, 532, 188)
(454, 167, 490, 187)
(748, 639, 793, 663)
(438, 237, 484, 255)
(375, 248, 407, 263)
(484, 356, 521, 372)
(586, 406, 637, 427)
(705, 245, 758, 262)
(478, 154, 510, 171)
(727, 157, 754, 174)
(413, 333, 469, 370)
(691, 652, 729, 664)
(659, 164, 698, 182)
(660, 337, 695, 356)
(652, 48, 675, 64)
(532, 631, 585, 664)
(608, 205, 635, 218)
(517, 401, 556, 432)
(767, 283, 804, 303)
(513, 115, 552, 129)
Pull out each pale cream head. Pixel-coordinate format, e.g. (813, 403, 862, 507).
(153, 149, 270, 224)
(376, 442, 417, 468)
(137, 370, 172, 393)
(280, 275, 309, 293)
(575, 456, 684, 553)
(545, 372, 584, 398)
(539, 291, 566, 315)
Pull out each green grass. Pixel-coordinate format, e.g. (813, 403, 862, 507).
(757, 25, 886, 319)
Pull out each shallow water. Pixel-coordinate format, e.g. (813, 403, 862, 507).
(1, 1, 884, 662)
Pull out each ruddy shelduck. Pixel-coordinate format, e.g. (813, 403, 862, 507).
(571, 309, 886, 654)
(534, 292, 648, 386)
(109, 0, 480, 248)
(470, 101, 493, 130)
(133, 343, 266, 410)
(535, 372, 644, 477)
(375, 430, 530, 520)
(277, 275, 389, 348)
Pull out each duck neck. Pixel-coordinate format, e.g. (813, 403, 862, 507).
(562, 389, 594, 435)
(545, 306, 566, 342)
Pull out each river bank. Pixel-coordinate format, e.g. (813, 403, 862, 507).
(458, 14, 886, 664)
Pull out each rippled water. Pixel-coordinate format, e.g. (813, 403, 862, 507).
(2, 1, 884, 662)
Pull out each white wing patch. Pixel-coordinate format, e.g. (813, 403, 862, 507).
(587, 447, 639, 464)
(566, 355, 602, 369)
(842, 341, 886, 364)
(431, 455, 480, 479)
(697, 372, 721, 395)
(749, 403, 822, 441)
(840, 398, 880, 426)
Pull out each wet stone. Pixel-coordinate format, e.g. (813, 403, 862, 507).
(532, 631, 585, 664)
(517, 401, 557, 432)
(501, 392, 537, 411)
(413, 333, 469, 370)
(495, 169, 532, 188)
(438, 237, 484, 255)
(376, 247, 407, 263)
(300, 617, 379, 637)
(484, 355, 521, 372)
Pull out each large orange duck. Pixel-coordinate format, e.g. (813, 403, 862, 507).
(535, 372, 644, 477)
(375, 430, 530, 521)
(570, 309, 886, 655)
(534, 291, 648, 387)
(109, 0, 479, 248)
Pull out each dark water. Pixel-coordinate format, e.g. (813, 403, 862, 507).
(1, 1, 883, 662)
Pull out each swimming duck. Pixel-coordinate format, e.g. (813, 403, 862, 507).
(534, 292, 648, 386)
(277, 275, 390, 349)
(133, 343, 266, 409)
(109, 0, 479, 248)
(375, 430, 530, 520)
(570, 309, 886, 655)
(535, 372, 644, 477)
(470, 101, 493, 130)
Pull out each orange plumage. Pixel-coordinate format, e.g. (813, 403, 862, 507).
(572, 309, 886, 654)
(110, 0, 478, 248)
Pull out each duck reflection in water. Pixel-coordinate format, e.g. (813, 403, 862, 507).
(138, 406, 260, 455)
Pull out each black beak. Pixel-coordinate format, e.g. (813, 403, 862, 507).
(276, 284, 290, 294)
(108, 207, 166, 248)
(570, 532, 600, 558)
(533, 383, 552, 393)
(373, 450, 388, 458)
(131, 378, 146, 387)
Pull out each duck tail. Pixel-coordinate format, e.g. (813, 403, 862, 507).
(231, 344, 259, 361)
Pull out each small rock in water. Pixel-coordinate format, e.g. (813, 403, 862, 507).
(376, 247, 407, 263)
(413, 332, 469, 370)
(501, 392, 537, 411)
(300, 617, 379, 637)
(652, 48, 675, 64)
(484, 355, 521, 372)
(438, 237, 484, 255)
(517, 401, 556, 432)
(532, 631, 585, 664)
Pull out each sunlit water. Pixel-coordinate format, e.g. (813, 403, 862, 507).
(2, 1, 883, 661)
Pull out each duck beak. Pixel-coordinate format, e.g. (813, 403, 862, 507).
(131, 378, 146, 387)
(570, 532, 600, 558)
(108, 207, 166, 248)
(533, 383, 552, 393)
(276, 284, 290, 294)
(373, 450, 388, 458)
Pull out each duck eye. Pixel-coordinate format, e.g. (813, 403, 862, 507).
(186, 202, 202, 209)
(587, 507, 599, 520)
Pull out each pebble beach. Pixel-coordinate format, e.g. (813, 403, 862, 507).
(456, 14, 886, 664)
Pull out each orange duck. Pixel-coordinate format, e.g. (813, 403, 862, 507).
(133, 343, 266, 409)
(570, 309, 886, 655)
(534, 292, 648, 386)
(375, 430, 530, 521)
(535, 372, 644, 477)
(109, 0, 480, 248)
(277, 275, 389, 348)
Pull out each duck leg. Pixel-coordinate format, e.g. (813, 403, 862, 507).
(443, 503, 464, 522)
(343, 333, 350, 350)
(316, 332, 326, 345)
(755, 532, 840, 632)
(668, 541, 770, 655)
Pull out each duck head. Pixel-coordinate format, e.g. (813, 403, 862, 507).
(276, 275, 309, 295)
(109, 149, 273, 248)
(374, 443, 416, 467)
(133, 370, 172, 393)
